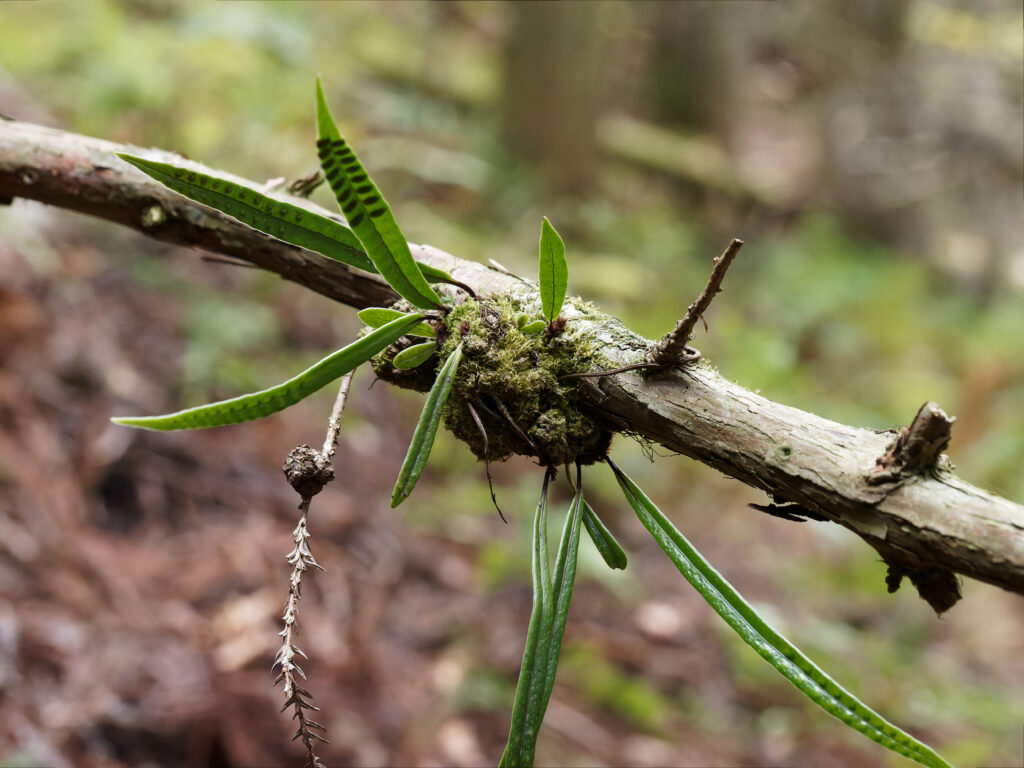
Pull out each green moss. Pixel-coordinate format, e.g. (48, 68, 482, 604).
(372, 295, 615, 466)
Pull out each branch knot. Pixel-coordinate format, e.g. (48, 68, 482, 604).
(868, 402, 955, 486)
(283, 445, 335, 498)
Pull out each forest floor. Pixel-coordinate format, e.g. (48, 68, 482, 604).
(2, 200, 1022, 768)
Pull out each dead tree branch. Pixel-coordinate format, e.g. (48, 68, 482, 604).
(2, 118, 1022, 607)
(649, 237, 743, 367)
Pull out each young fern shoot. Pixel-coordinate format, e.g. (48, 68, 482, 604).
(538, 216, 567, 329)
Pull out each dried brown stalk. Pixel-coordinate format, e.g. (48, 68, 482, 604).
(648, 238, 743, 367)
(273, 372, 355, 768)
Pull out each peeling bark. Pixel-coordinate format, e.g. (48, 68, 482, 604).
(2, 118, 1021, 607)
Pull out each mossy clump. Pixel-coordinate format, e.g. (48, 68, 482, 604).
(369, 328, 440, 393)
(435, 297, 612, 466)
(372, 296, 614, 466)
(367, 299, 448, 392)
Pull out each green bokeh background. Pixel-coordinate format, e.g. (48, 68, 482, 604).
(1, 2, 1021, 767)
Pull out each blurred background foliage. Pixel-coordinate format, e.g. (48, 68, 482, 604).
(0, 2, 1021, 767)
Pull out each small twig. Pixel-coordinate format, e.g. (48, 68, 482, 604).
(273, 497, 328, 768)
(258, 176, 287, 193)
(322, 371, 355, 459)
(288, 169, 325, 198)
(559, 356, 698, 381)
(274, 375, 359, 768)
(488, 258, 515, 274)
(648, 238, 743, 367)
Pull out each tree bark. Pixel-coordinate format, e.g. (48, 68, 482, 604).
(2, 118, 1021, 608)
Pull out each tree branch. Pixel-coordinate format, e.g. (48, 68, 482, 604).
(2, 118, 1021, 606)
(648, 237, 742, 366)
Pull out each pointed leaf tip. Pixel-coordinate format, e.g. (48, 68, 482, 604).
(582, 501, 627, 570)
(315, 79, 442, 310)
(314, 76, 335, 142)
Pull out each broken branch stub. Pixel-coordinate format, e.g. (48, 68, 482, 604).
(868, 402, 955, 486)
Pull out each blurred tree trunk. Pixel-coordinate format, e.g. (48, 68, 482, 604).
(501, 2, 604, 195)
(816, 0, 919, 247)
(642, 4, 742, 140)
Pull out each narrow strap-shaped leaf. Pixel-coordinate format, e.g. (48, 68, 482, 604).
(500, 470, 554, 768)
(118, 153, 373, 272)
(315, 78, 442, 310)
(538, 217, 567, 324)
(112, 314, 424, 431)
(393, 341, 437, 370)
(357, 307, 435, 337)
(582, 500, 627, 570)
(606, 457, 954, 768)
(536, 465, 584, 726)
(390, 342, 463, 507)
(118, 153, 457, 286)
(501, 468, 584, 767)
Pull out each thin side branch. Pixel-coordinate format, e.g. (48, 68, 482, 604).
(560, 358, 697, 381)
(648, 238, 743, 367)
(322, 371, 355, 459)
(273, 374, 358, 768)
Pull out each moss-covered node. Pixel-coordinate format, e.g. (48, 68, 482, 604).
(372, 296, 613, 466)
